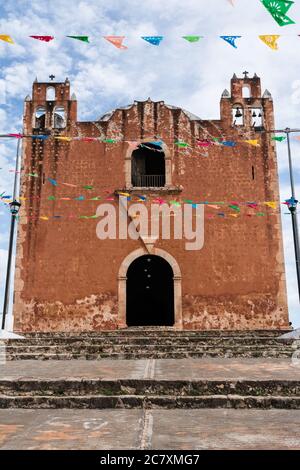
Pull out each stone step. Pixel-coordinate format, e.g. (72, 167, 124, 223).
(3, 344, 295, 355)
(3, 337, 293, 346)
(17, 330, 290, 338)
(1, 379, 299, 397)
(4, 349, 294, 360)
(3, 345, 295, 359)
(0, 394, 299, 409)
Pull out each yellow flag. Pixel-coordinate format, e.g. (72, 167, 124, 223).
(264, 201, 277, 209)
(229, 214, 239, 218)
(259, 35, 280, 51)
(40, 216, 49, 220)
(55, 136, 72, 141)
(244, 140, 260, 147)
(0, 35, 14, 44)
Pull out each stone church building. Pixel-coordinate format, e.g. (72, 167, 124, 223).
(13, 73, 289, 332)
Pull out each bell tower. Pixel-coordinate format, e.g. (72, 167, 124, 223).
(23, 76, 77, 134)
(220, 72, 274, 131)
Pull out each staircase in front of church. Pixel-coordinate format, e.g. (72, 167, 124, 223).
(1, 328, 297, 360)
(1, 329, 300, 410)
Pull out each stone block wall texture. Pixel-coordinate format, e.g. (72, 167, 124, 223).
(12, 74, 289, 331)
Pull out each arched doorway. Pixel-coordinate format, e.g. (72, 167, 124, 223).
(126, 254, 174, 326)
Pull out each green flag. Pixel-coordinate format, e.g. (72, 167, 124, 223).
(175, 141, 189, 148)
(67, 36, 89, 43)
(272, 136, 286, 142)
(261, 1, 295, 26)
(182, 36, 203, 43)
(262, 0, 294, 15)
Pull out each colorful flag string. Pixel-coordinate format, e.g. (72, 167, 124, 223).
(0, 133, 295, 147)
(0, 33, 299, 50)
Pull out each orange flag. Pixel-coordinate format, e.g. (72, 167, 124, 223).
(104, 36, 127, 49)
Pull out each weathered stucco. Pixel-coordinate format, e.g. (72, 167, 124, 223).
(12, 73, 289, 332)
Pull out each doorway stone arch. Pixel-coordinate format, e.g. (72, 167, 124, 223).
(118, 247, 182, 329)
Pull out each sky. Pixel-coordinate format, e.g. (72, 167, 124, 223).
(0, 0, 299, 328)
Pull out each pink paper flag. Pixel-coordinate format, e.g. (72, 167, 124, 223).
(30, 35, 54, 42)
(104, 36, 128, 49)
(81, 137, 98, 142)
(8, 133, 23, 138)
(196, 140, 212, 147)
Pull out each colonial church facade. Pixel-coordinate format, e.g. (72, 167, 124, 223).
(13, 73, 289, 332)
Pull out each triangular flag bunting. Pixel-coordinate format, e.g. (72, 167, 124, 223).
(182, 36, 203, 43)
(271, 12, 295, 25)
(220, 35, 241, 48)
(222, 141, 236, 147)
(61, 182, 77, 187)
(0, 35, 14, 44)
(148, 141, 163, 147)
(264, 201, 277, 209)
(30, 36, 54, 42)
(196, 140, 212, 147)
(47, 178, 58, 186)
(31, 135, 49, 140)
(55, 136, 72, 141)
(141, 36, 164, 46)
(8, 133, 23, 138)
(67, 36, 89, 43)
(175, 141, 189, 148)
(272, 136, 286, 141)
(261, 1, 295, 26)
(259, 35, 280, 50)
(103, 36, 127, 49)
(244, 139, 260, 146)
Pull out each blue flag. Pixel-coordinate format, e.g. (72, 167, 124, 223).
(47, 178, 58, 186)
(141, 36, 164, 46)
(220, 36, 241, 48)
(149, 141, 163, 147)
(31, 135, 49, 140)
(222, 141, 236, 147)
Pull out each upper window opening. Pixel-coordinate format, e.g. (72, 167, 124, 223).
(242, 86, 251, 98)
(53, 106, 66, 128)
(232, 105, 244, 126)
(131, 143, 165, 188)
(46, 86, 55, 101)
(34, 106, 46, 129)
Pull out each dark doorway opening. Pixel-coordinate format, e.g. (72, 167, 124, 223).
(126, 255, 174, 326)
(131, 143, 165, 187)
